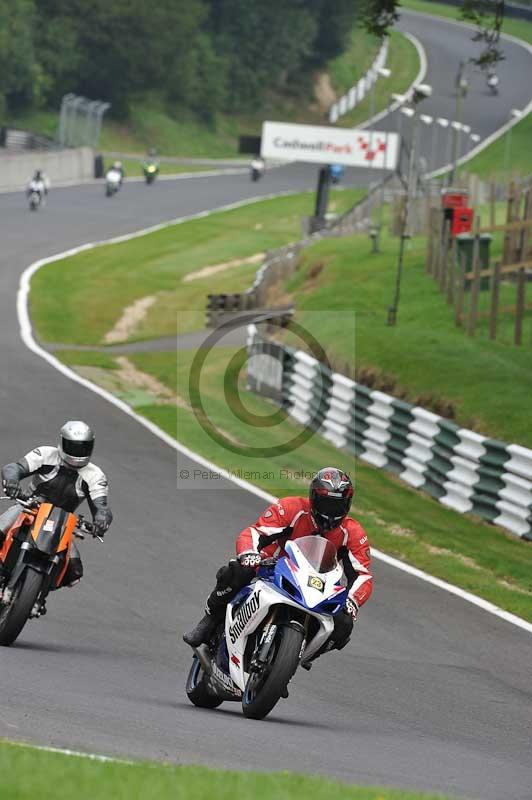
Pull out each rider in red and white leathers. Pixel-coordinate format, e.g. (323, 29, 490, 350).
(237, 497, 372, 607)
(183, 468, 372, 661)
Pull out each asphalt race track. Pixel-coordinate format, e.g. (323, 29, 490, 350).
(1, 11, 532, 800)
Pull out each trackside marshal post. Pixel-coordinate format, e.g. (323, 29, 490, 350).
(261, 120, 399, 170)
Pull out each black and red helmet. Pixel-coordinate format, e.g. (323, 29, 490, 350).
(309, 467, 353, 532)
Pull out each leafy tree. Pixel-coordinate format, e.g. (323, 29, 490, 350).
(0, 0, 36, 114)
(206, 0, 318, 110)
(358, 0, 400, 38)
(460, 0, 505, 70)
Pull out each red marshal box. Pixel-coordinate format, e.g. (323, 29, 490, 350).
(441, 190, 468, 210)
(451, 206, 474, 236)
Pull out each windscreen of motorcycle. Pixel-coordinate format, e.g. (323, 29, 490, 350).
(287, 535, 338, 574)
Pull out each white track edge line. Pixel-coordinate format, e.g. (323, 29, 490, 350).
(5, 739, 132, 764)
(16, 201, 532, 637)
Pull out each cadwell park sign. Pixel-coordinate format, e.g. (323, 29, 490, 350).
(261, 120, 399, 170)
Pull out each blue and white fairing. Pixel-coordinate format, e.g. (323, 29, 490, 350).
(225, 535, 348, 691)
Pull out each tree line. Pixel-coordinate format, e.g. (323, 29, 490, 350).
(0, 0, 360, 120)
(0, 0, 505, 122)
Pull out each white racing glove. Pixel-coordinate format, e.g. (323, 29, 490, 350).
(238, 553, 262, 568)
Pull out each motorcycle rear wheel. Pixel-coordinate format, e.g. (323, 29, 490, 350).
(186, 655, 223, 709)
(0, 569, 44, 646)
(242, 624, 303, 720)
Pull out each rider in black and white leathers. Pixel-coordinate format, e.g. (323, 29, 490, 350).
(0, 423, 112, 589)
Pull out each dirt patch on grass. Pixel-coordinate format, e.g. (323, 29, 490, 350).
(497, 579, 532, 596)
(182, 252, 265, 283)
(313, 72, 337, 113)
(104, 296, 157, 344)
(115, 357, 183, 405)
(388, 524, 415, 539)
(425, 544, 483, 571)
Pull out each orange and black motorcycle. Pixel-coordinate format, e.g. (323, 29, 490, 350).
(0, 495, 101, 646)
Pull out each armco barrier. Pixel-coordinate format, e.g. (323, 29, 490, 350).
(329, 38, 389, 124)
(247, 324, 532, 541)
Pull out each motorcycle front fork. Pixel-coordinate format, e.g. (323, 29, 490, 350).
(250, 610, 309, 673)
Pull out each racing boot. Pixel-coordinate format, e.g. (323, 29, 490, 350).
(183, 610, 220, 647)
(30, 598, 47, 619)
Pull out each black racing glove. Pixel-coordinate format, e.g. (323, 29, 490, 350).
(2, 478, 20, 499)
(93, 507, 113, 536)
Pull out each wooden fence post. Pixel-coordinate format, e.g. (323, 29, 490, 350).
(446, 237, 457, 305)
(455, 248, 466, 327)
(439, 220, 451, 293)
(522, 180, 532, 261)
(514, 267, 526, 346)
(489, 261, 501, 341)
(426, 207, 437, 275)
(490, 181, 496, 228)
(511, 183, 523, 263)
(467, 218, 481, 337)
(433, 212, 444, 282)
(502, 182, 515, 265)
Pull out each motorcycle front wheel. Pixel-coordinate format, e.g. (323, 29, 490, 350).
(0, 569, 44, 646)
(185, 654, 223, 709)
(242, 624, 303, 720)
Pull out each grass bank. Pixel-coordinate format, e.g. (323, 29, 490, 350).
(30, 188, 366, 345)
(275, 221, 532, 449)
(0, 741, 453, 800)
(335, 31, 420, 129)
(460, 113, 532, 179)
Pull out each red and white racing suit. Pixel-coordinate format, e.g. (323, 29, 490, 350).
(236, 496, 373, 609)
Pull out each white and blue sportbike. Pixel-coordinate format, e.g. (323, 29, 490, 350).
(185, 535, 348, 719)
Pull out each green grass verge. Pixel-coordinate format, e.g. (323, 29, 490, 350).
(275, 222, 532, 448)
(460, 113, 532, 180)
(328, 30, 381, 94)
(0, 741, 453, 800)
(336, 31, 420, 129)
(105, 158, 222, 178)
(30, 188, 366, 345)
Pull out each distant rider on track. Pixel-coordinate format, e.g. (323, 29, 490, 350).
(184, 467, 372, 665)
(26, 169, 49, 198)
(0, 421, 113, 610)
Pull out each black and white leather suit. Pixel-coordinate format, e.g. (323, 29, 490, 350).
(0, 446, 112, 587)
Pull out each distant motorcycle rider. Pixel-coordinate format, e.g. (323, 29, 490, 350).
(26, 169, 49, 197)
(184, 467, 372, 665)
(0, 421, 113, 604)
(487, 70, 499, 95)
